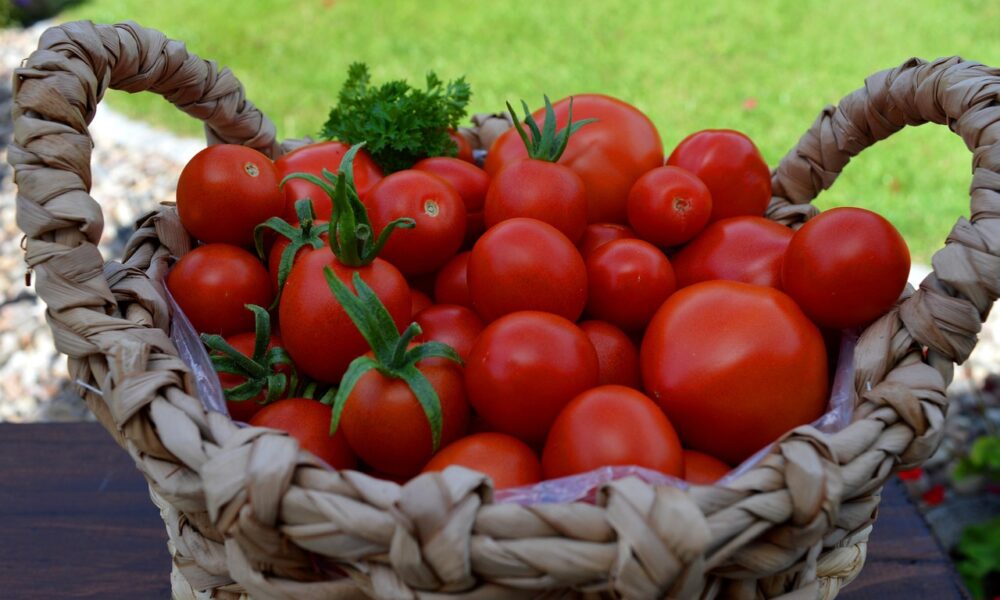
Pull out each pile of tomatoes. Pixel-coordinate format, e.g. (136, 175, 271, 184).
(166, 94, 910, 490)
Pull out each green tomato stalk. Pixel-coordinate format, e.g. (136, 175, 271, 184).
(507, 95, 596, 163)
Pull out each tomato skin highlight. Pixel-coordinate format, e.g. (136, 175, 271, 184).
(414, 304, 484, 362)
(216, 333, 289, 423)
(782, 207, 910, 329)
(586, 239, 676, 333)
(485, 159, 588, 243)
(434, 251, 472, 309)
(422, 433, 541, 489)
(640, 280, 828, 465)
(671, 216, 793, 290)
(250, 398, 357, 470)
(465, 311, 598, 445)
(577, 223, 637, 260)
(542, 385, 683, 479)
(579, 320, 641, 389)
(176, 145, 284, 246)
(167, 244, 273, 337)
(682, 450, 731, 485)
(274, 141, 383, 222)
(627, 166, 712, 248)
(667, 129, 771, 223)
(412, 157, 489, 214)
(468, 218, 588, 322)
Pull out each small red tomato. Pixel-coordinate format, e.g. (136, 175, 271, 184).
(448, 129, 475, 163)
(485, 160, 588, 243)
(627, 166, 712, 247)
(671, 216, 793, 289)
(586, 239, 676, 332)
(249, 398, 356, 470)
(275, 141, 383, 222)
(414, 304, 485, 362)
(176, 145, 284, 246)
(465, 311, 598, 444)
(412, 157, 490, 214)
(422, 433, 542, 489)
(365, 170, 467, 276)
(682, 450, 731, 485)
(577, 223, 637, 260)
(782, 207, 910, 329)
(667, 130, 771, 223)
(215, 332, 290, 423)
(542, 385, 683, 479)
(410, 289, 433, 318)
(579, 320, 640, 389)
(167, 244, 273, 336)
(434, 251, 472, 309)
(468, 218, 588, 322)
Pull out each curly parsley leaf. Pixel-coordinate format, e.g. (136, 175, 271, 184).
(320, 63, 472, 173)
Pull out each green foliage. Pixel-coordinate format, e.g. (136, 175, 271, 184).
(953, 434, 1000, 482)
(956, 517, 1000, 600)
(319, 63, 470, 173)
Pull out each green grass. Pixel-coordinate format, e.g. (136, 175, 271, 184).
(61, 0, 1000, 262)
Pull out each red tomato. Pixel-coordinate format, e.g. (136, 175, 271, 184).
(586, 239, 676, 332)
(341, 360, 469, 476)
(465, 311, 598, 444)
(410, 289, 433, 318)
(176, 145, 283, 246)
(279, 250, 409, 383)
(422, 433, 541, 489)
(215, 332, 290, 423)
(579, 320, 640, 389)
(542, 385, 683, 479)
(274, 141, 383, 222)
(448, 129, 475, 163)
(484, 160, 588, 243)
(267, 224, 328, 293)
(365, 170, 467, 276)
(577, 223, 637, 260)
(167, 244, 273, 336)
(412, 157, 489, 214)
(627, 166, 712, 247)
(414, 304, 484, 362)
(434, 251, 472, 308)
(671, 216, 792, 289)
(782, 207, 910, 329)
(468, 218, 588, 322)
(682, 450, 731, 485)
(666, 130, 771, 223)
(249, 398, 356, 470)
(641, 281, 828, 464)
(485, 95, 663, 223)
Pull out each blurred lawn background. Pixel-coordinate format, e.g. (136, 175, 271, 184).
(63, 0, 1000, 263)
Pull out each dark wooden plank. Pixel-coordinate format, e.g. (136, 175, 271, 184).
(0, 423, 171, 599)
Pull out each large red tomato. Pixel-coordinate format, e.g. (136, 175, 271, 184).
(166, 244, 273, 336)
(541, 385, 683, 479)
(422, 433, 542, 489)
(782, 207, 910, 329)
(176, 145, 284, 246)
(586, 239, 676, 332)
(671, 216, 793, 289)
(274, 141, 383, 222)
(485, 95, 663, 223)
(465, 311, 598, 444)
(249, 398, 356, 470)
(666, 129, 771, 223)
(641, 281, 828, 464)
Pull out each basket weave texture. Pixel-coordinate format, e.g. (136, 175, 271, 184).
(11, 20, 1000, 600)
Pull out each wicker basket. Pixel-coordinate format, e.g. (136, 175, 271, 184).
(11, 19, 998, 600)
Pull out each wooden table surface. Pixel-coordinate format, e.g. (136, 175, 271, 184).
(0, 423, 971, 599)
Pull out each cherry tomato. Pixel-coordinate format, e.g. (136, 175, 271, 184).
(485, 159, 588, 243)
(671, 216, 792, 290)
(274, 141, 383, 222)
(434, 251, 472, 309)
(215, 332, 290, 423)
(341, 360, 469, 476)
(579, 320, 640, 389)
(577, 223, 637, 260)
(641, 281, 828, 464)
(279, 250, 409, 383)
(782, 207, 910, 329)
(586, 239, 676, 332)
(468, 218, 587, 322)
(465, 311, 598, 444)
(249, 398, 356, 470)
(666, 129, 771, 223)
(176, 145, 284, 246)
(542, 385, 683, 479)
(627, 166, 712, 247)
(410, 289, 433, 318)
(414, 304, 484, 362)
(167, 244, 273, 336)
(365, 170, 467, 276)
(485, 95, 663, 223)
(682, 450, 731, 485)
(412, 157, 490, 214)
(448, 129, 475, 163)
(422, 433, 542, 489)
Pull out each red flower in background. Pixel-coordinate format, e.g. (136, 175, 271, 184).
(897, 467, 923, 481)
(921, 483, 945, 506)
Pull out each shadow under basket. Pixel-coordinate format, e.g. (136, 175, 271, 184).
(11, 19, 1000, 600)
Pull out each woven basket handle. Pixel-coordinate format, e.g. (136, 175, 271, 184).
(767, 57, 1000, 366)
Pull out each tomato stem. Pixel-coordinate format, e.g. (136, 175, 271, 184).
(253, 198, 327, 308)
(507, 95, 596, 163)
